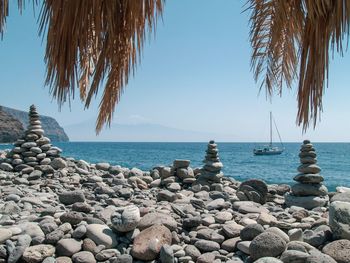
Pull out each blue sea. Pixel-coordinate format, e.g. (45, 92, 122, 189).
(1, 142, 349, 191)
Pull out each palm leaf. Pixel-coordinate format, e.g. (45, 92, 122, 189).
(249, 0, 350, 130)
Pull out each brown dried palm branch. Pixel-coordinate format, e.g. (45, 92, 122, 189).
(249, 0, 350, 130)
(0, 0, 164, 133)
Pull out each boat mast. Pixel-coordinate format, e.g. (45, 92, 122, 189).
(270, 111, 272, 147)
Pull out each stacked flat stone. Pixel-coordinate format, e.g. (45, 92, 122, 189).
(285, 140, 329, 209)
(4, 105, 62, 173)
(172, 160, 196, 184)
(198, 140, 223, 183)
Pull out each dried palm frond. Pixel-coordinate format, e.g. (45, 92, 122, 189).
(0, 0, 164, 133)
(249, 0, 350, 130)
(0, 0, 9, 38)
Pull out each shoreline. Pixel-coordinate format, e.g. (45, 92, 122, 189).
(0, 151, 349, 262)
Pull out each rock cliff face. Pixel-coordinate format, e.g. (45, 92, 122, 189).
(0, 106, 69, 142)
(0, 110, 25, 143)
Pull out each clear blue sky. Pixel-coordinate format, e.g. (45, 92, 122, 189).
(0, 1, 350, 142)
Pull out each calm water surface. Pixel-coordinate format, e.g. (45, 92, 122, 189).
(1, 142, 349, 191)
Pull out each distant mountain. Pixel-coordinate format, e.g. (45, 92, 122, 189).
(64, 121, 227, 142)
(0, 105, 69, 142)
(0, 110, 25, 143)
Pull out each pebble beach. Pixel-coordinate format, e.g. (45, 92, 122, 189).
(0, 106, 349, 263)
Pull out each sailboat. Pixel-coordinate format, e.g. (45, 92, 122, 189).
(253, 112, 284, 155)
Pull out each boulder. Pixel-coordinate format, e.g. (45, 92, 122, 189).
(138, 212, 177, 231)
(59, 191, 85, 205)
(86, 224, 118, 248)
(131, 224, 172, 261)
(22, 245, 55, 263)
(322, 239, 350, 263)
(111, 205, 140, 232)
(249, 232, 287, 260)
(329, 201, 350, 239)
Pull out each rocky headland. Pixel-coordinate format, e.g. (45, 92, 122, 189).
(0, 105, 68, 142)
(0, 107, 349, 263)
(0, 110, 24, 143)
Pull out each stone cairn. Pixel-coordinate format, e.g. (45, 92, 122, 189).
(198, 140, 223, 183)
(2, 105, 62, 173)
(172, 159, 196, 184)
(285, 140, 329, 209)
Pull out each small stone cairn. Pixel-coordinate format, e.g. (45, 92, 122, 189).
(172, 159, 196, 184)
(285, 140, 329, 209)
(2, 105, 62, 173)
(198, 140, 223, 183)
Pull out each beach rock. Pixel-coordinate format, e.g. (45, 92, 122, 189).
(291, 183, 328, 196)
(194, 240, 220, 252)
(111, 205, 140, 232)
(60, 212, 84, 226)
(86, 224, 118, 248)
(237, 241, 251, 254)
(59, 191, 85, 205)
(298, 164, 321, 174)
(22, 245, 55, 263)
(7, 234, 32, 263)
(96, 162, 110, 171)
(138, 212, 177, 231)
(173, 160, 190, 169)
(95, 249, 120, 261)
(285, 193, 329, 210)
(240, 224, 264, 241)
(0, 163, 13, 171)
(249, 232, 287, 260)
(184, 244, 201, 260)
(329, 201, 350, 239)
(197, 252, 216, 263)
(254, 258, 283, 263)
(157, 190, 177, 202)
(131, 224, 172, 261)
(322, 239, 350, 263)
(50, 158, 67, 169)
(331, 192, 350, 203)
(160, 244, 174, 263)
(221, 237, 240, 252)
(294, 174, 324, 184)
(238, 179, 268, 204)
(71, 251, 96, 263)
(56, 239, 82, 256)
(0, 228, 12, 243)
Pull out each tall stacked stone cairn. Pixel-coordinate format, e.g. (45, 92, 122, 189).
(2, 105, 62, 173)
(198, 140, 223, 183)
(285, 139, 329, 209)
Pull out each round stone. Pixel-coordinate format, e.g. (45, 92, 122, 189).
(86, 224, 118, 248)
(71, 251, 96, 263)
(138, 212, 177, 231)
(131, 224, 172, 261)
(322, 239, 350, 263)
(240, 224, 265, 241)
(249, 232, 287, 260)
(329, 201, 350, 239)
(59, 191, 85, 205)
(22, 245, 55, 263)
(56, 238, 82, 256)
(111, 205, 140, 232)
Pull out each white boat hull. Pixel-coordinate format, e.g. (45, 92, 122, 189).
(253, 148, 284, 155)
